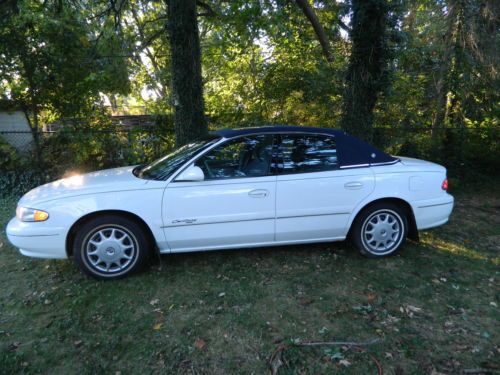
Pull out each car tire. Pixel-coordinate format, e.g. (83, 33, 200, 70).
(352, 203, 408, 258)
(74, 215, 150, 280)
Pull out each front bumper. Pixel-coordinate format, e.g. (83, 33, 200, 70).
(6, 217, 68, 259)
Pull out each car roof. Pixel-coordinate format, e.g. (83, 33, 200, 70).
(214, 125, 345, 139)
(212, 125, 398, 167)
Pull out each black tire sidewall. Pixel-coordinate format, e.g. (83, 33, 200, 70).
(352, 203, 408, 258)
(74, 215, 149, 280)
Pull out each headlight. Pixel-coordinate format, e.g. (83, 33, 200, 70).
(16, 207, 49, 222)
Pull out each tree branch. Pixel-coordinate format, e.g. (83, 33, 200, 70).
(294, 0, 333, 62)
(197, 0, 216, 17)
(338, 18, 351, 33)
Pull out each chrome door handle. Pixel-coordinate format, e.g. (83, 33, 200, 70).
(344, 182, 363, 190)
(248, 189, 269, 198)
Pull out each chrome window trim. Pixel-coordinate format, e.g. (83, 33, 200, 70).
(340, 163, 369, 169)
(370, 159, 401, 166)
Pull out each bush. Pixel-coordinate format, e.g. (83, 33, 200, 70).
(0, 135, 23, 172)
(0, 171, 50, 199)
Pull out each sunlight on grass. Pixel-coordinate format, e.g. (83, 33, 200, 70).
(421, 235, 498, 264)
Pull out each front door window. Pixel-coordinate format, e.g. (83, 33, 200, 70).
(195, 135, 274, 179)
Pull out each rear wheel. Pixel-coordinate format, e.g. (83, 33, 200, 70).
(74, 215, 150, 280)
(352, 203, 408, 258)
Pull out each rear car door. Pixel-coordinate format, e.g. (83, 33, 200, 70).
(275, 133, 375, 242)
(162, 134, 277, 251)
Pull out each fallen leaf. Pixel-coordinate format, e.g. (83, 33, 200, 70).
(406, 305, 423, 313)
(218, 292, 226, 298)
(194, 338, 206, 350)
(298, 297, 314, 306)
(339, 359, 351, 367)
(153, 323, 163, 330)
(8, 342, 21, 352)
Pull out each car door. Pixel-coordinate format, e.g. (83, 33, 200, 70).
(275, 133, 375, 242)
(162, 134, 277, 252)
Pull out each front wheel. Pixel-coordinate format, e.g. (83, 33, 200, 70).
(74, 215, 150, 280)
(352, 203, 408, 258)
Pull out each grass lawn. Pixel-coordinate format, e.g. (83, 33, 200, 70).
(0, 185, 498, 374)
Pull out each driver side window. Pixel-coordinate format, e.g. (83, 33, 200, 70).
(195, 135, 274, 180)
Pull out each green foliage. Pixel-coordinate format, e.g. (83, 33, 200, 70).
(0, 0, 131, 129)
(39, 112, 175, 178)
(0, 135, 22, 171)
(202, 0, 344, 129)
(0, 170, 50, 199)
(0, 0, 497, 184)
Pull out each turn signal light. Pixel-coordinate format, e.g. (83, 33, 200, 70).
(34, 210, 49, 221)
(441, 178, 448, 191)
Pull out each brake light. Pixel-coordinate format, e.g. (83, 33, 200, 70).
(441, 178, 448, 190)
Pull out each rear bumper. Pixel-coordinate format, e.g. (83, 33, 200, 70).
(413, 194, 454, 230)
(5, 217, 68, 259)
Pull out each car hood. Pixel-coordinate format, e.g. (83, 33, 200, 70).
(19, 166, 152, 205)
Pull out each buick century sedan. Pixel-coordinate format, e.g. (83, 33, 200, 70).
(6, 126, 454, 279)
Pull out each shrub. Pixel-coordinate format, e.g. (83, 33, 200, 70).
(0, 135, 22, 172)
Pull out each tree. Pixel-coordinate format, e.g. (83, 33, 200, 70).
(167, 0, 208, 146)
(431, 0, 499, 136)
(0, 0, 129, 162)
(340, 0, 392, 141)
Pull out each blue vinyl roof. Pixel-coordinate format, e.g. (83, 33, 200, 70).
(212, 125, 398, 167)
(215, 125, 345, 138)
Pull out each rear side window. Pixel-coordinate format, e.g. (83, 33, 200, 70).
(278, 134, 338, 174)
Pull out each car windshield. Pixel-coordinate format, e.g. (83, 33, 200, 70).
(136, 136, 220, 180)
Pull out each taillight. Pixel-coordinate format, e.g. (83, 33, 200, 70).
(441, 178, 448, 190)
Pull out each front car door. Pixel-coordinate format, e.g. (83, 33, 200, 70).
(162, 134, 276, 252)
(275, 132, 375, 242)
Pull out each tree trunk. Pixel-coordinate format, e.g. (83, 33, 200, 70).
(167, 0, 208, 146)
(340, 0, 389, 142)
(21, 105, 42, 168)
(431, 8, 457, 138)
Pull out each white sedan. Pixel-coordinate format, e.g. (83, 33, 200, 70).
(6, 126, 454, 279)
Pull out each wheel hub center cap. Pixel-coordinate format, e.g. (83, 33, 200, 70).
(98, 240, 121, 260)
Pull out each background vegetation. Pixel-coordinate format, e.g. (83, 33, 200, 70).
(0, 0, 498, 195)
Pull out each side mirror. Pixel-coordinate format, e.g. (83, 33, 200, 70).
(175, 165, 205, 182)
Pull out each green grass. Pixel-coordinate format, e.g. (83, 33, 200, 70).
(0, 186, 498, 375)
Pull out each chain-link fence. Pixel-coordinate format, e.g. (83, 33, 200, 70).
(1, 127, 174, 159)
(1, 125, 499, 178)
